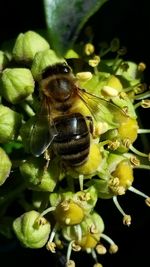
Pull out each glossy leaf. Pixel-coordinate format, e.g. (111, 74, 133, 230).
(43, 0, 107, 55)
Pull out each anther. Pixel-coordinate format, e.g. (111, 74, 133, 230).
(46, 241, 56, 253)
(85, 43, 95, 55)
(96, 244, 107, 255)
(113, 196, 131, 226)
(100, 233, 118, 254)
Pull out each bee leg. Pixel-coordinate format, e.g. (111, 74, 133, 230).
(85, 116, 94, 134)
(44, 149, 51, 172)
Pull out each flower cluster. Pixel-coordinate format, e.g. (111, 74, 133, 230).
(0, 31, 149, 267)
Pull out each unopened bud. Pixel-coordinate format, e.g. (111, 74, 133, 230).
(0, 68, 34, 104)
(0, 51, 9, 71)
(0, 105, 22, 143)
(12, 31, 50, 63)
(0, 147, 12, 186)
(31, 49, 66, 81)
(20, 157, 57, 192)
(13, 210, 51, 248)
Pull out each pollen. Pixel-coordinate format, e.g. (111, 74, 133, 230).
(101, 85, 119, 97)
(76, 71, 93, 82)
(94, 122, 109, 136)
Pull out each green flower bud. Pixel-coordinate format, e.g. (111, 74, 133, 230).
(0, 51, 9, 71)
(0, 147, 12, 186)
(20, 157, 58, 192)
(12, 31, 50, 63)
(31, 49, 66, 81)
(0, 68, 35, 104)
(0, 105, 22, 143)
(13, 210, 51, 248)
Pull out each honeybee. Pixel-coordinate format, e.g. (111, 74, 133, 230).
(29, 62, 125, 166)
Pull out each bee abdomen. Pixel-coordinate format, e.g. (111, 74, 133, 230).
(53, 113, 90, 166)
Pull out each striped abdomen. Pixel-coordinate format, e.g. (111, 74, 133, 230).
(53, 113, 90, 166)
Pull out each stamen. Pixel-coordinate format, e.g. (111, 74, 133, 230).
(130, 155, 140, 167)
(74, 224, 82, 242)
(46, 224, 59, 253)
(48, 223, 59, 243)
(72, 242, 81, 252)
(96, 244, 107, 255)
(93, 264, 103, 267)
(100, 233, 118, 254)
(66, 260, 75, 267)
(134, 99, 150, 109)
(134, 164, 150, 171)
(46, 242, 56, 253)
(79, 174, 84, 191)
(113, 196, 131, 226)
(84, 43, 95, 55)
(134, 91, 150, 100)
(138, 129, 150, 134)
(138, 62, 146, 72)
(109, 177, 126, 195)
(91, 249, 98, 263)
(92, 250, 104, 267)
(88, 55, 100, 68)
(39, 206, 56, 217)
(128, 186, 150, 206)
(66, 241, 74, 264)
(129, 144, 149, 158)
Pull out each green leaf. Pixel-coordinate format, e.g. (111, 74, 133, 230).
(43, 0, 108, 56)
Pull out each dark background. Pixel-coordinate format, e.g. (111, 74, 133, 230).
(0, 0, 150, 266)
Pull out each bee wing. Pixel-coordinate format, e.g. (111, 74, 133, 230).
(78, 88, 127, 127)
(29, 98, 58, 156)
